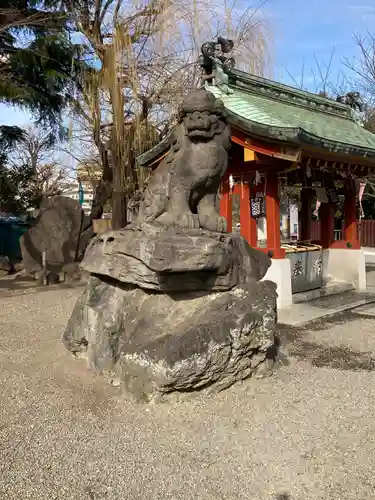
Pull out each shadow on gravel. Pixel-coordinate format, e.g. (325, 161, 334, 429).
(276, 310, 375, 372)
(0, 274, 86, 297)
(288, 341, 375, 371)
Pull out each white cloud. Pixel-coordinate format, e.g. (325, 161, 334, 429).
(346, 4, 375, 23)
(346, 4, 375, 13)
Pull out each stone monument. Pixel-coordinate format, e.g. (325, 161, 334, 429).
(63, 89, 278, 401)
(20, 196, 90, 282)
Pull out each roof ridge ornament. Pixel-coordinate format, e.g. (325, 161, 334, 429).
(199, 37, 235, 95)
(336, 91, 364, 123)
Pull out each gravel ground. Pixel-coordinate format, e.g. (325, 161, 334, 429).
(1, 280, 375, 500)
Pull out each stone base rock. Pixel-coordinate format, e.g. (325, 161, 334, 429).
(63, 274, 277, 401)
(63, 87, 281, 399)
(81, 222, 271, 292)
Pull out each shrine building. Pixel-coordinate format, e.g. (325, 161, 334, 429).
(137, 70, 375, 309)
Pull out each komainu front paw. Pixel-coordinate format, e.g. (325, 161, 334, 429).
(157, 211, 200, 229)
(216, 215, 227, 233)
(177, 213, 200, 229)
(199, 214, 227, 233)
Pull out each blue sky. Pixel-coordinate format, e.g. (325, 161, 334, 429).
(1, 0, 374, 128)
(269, 0, 375, 91)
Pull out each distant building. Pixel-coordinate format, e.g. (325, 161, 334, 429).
(61, 180, 95, 215)
(61, 163, 102, 215)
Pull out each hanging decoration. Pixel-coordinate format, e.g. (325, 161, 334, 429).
(326, 187, 339, 204)
(313, 199, 321, 217)
(250, 196, 265, 218)
(358, 181, 366, 218)
(229, 174, 234, 191)
(250, 175, 266, 219)
(240, 173, 245, 199)
(254, 170, 261, 185)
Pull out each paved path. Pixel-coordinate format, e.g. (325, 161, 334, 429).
(1, 283, 375, 499)
(366, 263, 375, 289)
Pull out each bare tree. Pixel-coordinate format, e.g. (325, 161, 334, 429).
(12, 126, 56, 170)
(10, 126, 68, 208)
(347, 32, 375, 98)
(363, 106, 375, 133)
(63, 0, 271, 228)
(339, 31, 375, 205)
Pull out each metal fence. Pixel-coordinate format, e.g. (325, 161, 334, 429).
(0, 221, 29, 261)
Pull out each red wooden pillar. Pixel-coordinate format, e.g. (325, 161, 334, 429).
(220, 176, 232, 233)
(300, 188, 312, 241)
(344, 187, 360, 249)
(239, 181, 257, 246)
(265, 170, 285, 258)
(320, 203, 335, 248)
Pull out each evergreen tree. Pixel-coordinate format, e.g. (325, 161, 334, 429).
(0, 1, 86, 212)
(0, 0, 79, 127)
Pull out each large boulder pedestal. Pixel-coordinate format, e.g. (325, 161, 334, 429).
(63, 222, 278, 401)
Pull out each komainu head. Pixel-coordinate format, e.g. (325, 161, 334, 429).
(178, 89, 227, 141)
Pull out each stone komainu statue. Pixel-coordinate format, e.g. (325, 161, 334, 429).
(136, 89, 231, 233)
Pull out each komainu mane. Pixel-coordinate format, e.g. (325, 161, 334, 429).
(137, 89, 231, 233)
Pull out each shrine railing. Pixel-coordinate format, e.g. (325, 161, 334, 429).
(311, 219, 375, 247)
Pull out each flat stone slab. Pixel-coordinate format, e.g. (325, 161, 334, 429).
(352, 302, 375, 317)
(292, 281, 355, 304)
(81, 222, 271, 292)
(279, 291, 375, 326)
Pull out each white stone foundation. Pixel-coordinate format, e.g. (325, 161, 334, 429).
(322, 248, 366, 290)
(262, 258, 292, 310)
(263, 248, 367, 311)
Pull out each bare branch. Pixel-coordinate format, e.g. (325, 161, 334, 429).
(63, 0, 271, 226)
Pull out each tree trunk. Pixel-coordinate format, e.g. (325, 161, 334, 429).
(111, 155, 127, 229)
(89, 114, 113, 224)
(111, 190, 127, 229)
(90, 179, 112, 221)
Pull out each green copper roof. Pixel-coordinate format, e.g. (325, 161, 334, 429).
(137, 70, 375, 166)
(207, 70, 375, 158)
